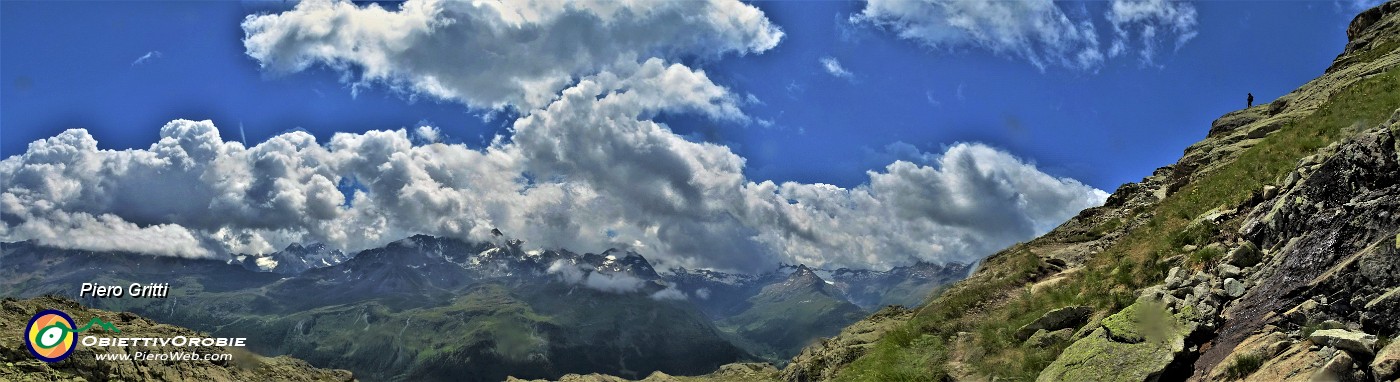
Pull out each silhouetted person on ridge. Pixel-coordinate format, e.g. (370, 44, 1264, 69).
(1247, 93, 1254, 108)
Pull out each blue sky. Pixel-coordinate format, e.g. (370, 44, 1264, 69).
(0, 0, 1384, 270)
(2, 1, 1368, 190)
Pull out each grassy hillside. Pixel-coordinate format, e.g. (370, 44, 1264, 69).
(0, 296, 354, 381)
(722, 283, 867, 361)
(832, 25, 1400, 382)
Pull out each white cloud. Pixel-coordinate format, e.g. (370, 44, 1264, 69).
(547, 260, 586, 284)
(650, 286, 687, 301)
(414, 125, 440, 143)
(241, 0, 783, 111)
(820, 56, 854, 79)
(1106, 0, 1198, 65)
(131, 51, 162, 66)
(853, 0, 1198, 70)
(0, 117, 1105, 270)
(547, 260, 651, 294)
(0, 0, 1109, 272)
(584, 271, 647, 294)
(1337, 0, 1389, 13)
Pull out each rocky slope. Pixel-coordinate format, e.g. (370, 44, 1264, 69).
(442, 3, 1400, 382)
(0, 296, 353, 381)
(797, 2, 1400, 381)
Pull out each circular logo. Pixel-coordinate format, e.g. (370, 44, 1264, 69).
(24, 310, 77, 362)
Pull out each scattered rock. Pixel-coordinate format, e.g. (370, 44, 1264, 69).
(1284, 299, 1321, 325)
(1166, 267, 1186, 287)
(1015, 305, 1093, 341)
(707, 363, 780, 380)
(1190, 272, 1211, 287)
(1307, 329, 1377, 357)
(1197, 207, 1236, 225)
(1025, 328, 1074, 348)
(1309, 350, 1353, 382)
(1223, 278, 1246, 298)
(1219, 264, 1242, 279)
(1373, 341, 1400, 381)
(1262, 185, 1280, 200)
(1226, 242, 1263, 267)
(1211, 287, 1228, 300)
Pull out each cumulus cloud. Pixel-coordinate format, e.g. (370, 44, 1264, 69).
(820, 57, 854, 79)
(0, 117, 1104, 270)
(853, 0, 1198, 70)
(413, 125, 441, 143)
(241, 0, 783, 110)
(1, 0, 1109, 272)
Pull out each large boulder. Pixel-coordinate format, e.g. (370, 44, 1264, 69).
(1207, 108, 1265, 138)
(1308, 329, 1377, 357)
(1223, 278, 1246, 298)
(1025, 328, 1074, 349)
(1283, 299, 1321, 325)
(1226, 242, 1263, 268)
(1036, 301, 1194, 382)
(1015, 305, 1093, 341)
(1373, 341, 1400, 381)
(1205, 331, 1291, 381)
(1311, 350, 1354, 381)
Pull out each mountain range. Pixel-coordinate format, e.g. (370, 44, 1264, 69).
(0, 232, 967, 381)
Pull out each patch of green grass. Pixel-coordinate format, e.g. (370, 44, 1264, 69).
(1094, 218, 1125, 236)
(1066, 218, 1126, 243)
(1187, 247, 1225, 268)
(1221, 352, 1266, 380)
(1169, 221, 1218, 249)
(834, 66, 1400, 382)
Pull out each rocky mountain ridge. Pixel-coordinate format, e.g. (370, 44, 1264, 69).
(804, 1, 1400, 381)
(1, 230, 968, 381)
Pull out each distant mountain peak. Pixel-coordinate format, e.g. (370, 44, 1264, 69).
(778, 264, 828, 292)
